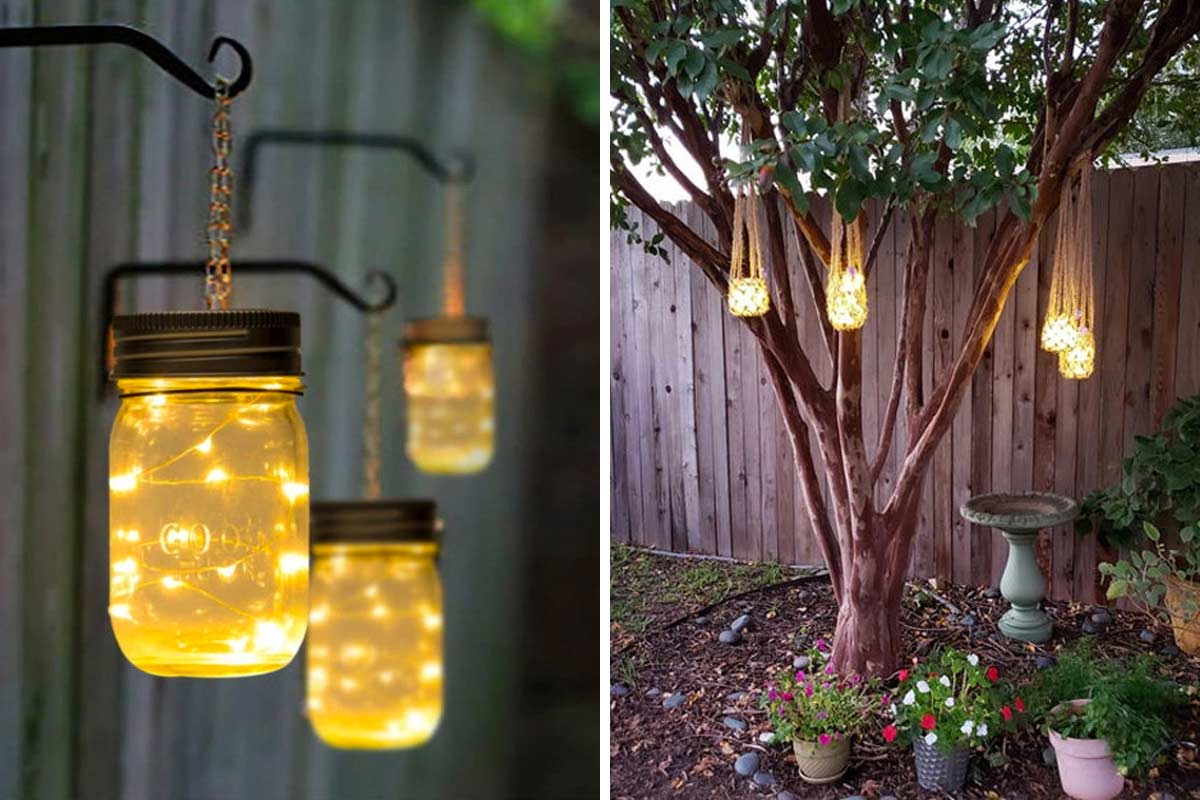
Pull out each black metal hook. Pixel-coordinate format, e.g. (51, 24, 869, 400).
(236, 129, 474, 232)
(0, 24, 252, 98)
(99, 260, 397, 393)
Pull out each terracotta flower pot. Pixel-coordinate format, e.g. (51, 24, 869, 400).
(912, 736, 971, 793)
(1164, 575, 1200, 656)
(1048, 702, 1124, 800)
(792, 736, 850, 784)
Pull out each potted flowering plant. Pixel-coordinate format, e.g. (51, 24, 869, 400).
(760, 639, 877, 784)
(885, 648, 1016, 793)
(1025, 641, 1186, 800)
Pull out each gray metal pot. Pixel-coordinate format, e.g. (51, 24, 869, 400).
(913, 737, 972, 792)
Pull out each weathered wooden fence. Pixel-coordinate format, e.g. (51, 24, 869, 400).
(0, 1, 599, 799)
(610, 162, 1200, 603)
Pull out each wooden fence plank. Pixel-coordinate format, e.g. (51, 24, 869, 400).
(951, 217, 975, 585)
(673, 214, 703, 553)
(611, 225, 632, 543)
(970, 210, 997, 587)
(723, 294, 750, 559)
(1177, 165, 1200, 400)
(1151, 165, 1185, 427)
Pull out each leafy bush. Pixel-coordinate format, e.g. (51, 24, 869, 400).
(760, 640, 879, 745)
(1025, 641, 1186, 777)
(884, 648, 1018, 754)
(1081, 394, 1200, 548)
(1098, 522, 1200, 621)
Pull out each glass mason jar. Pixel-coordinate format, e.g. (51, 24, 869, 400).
(402, 316, 494, 474)
(108, 310, 309, 677)
(307, 500, 444, 749)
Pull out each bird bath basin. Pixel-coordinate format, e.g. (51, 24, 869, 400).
(960, 492, 1079, 643)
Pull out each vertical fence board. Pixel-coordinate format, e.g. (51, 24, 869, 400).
(969, 210, 997, 586)
(951, 219, 975, 585)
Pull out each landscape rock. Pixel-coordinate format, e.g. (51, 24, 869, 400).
(752, 770, 775, 788)
(1081, 619, 1104, 635)
(723, 716, 748, 733)
(982, 587, 1001, 599)
(719, 629, 742, 645)
(1091, 609, 1113, 625)
(663, 693, 687, 710)
(793, 655, 811, 669)
(733, 752, 760, 777)
(776, 793, 798, 800)
(758, 732, 775, 745)
(1139, 629, 1156, 643)
(695, 615, 709, 625)
(645, 687, 661, 697)
(726, 691, 746, 702)
(1162, 644, 1181, 656)
(1042, 746, 1056, 766)
(959, 613, 977, 627)
(1035, 655, 1057, 670)
(610, 684, 630, 698)
(731, 614, 753, 634)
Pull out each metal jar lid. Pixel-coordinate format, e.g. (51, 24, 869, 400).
(403, 315, 489, 345)
(110, 309, 302, 379)
(311, 499, 440, 545)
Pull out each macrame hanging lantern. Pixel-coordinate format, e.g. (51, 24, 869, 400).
(306, 501, 444, 749)
(826, 213, 868, 331)
(108, 84, 310, 678)
(726, 186, 770, 318)
(403, 179, 495, 475)
(1041, 160, 1096, 380)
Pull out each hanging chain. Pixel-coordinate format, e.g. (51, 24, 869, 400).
(205, 78, 234, 309)
(361, 310, 384, 500)
(442, 178, 466, 317)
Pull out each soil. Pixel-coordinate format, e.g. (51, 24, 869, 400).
(610, 547, 1200, 799)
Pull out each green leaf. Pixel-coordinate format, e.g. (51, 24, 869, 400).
(996, 145, 1015, 178)
(645, 39, 669, 63)
(701, 28, 743, 48)
(835, 179, 868, 221)
(831, 0, 855, 15)
(665, 41, 688, 75)
(684, 46, 706, 79)
(1143, 521, 1162, 541)
(693, 60, 719, 100)
(944, 118, 962, 151)
(1181, 526, 1196, 543)
(781, 111, 807, 136)
(717, 57, 751, 81)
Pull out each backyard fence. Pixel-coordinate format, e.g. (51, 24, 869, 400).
(610, 162, 1200, 603)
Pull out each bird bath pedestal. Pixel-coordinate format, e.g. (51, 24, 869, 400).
(960, 492, 1079, 644)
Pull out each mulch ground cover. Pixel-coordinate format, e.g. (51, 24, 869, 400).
(610, 547, 1200, 800)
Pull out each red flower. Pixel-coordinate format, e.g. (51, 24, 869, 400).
(882, 724, 898, 743)
(986, 666, 1000, 682)
(920, 714, 936, 731)
(1000, 705, 1013, 721)
(1015, 697, 1026, 713)
(897, 669, 909, 682)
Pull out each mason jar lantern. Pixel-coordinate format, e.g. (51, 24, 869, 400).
(402, 316, 494, 474)
(307, 500, 444, 749)
(108, 310, 309, 677)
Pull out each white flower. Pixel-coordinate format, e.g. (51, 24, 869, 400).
(939, 675, 952, 688)
(889, 703, 898, 715)
(902, 690, 916, 706)
(924, 732, 938, 746)
(967, 654, 979, 667)
(960, 720, 974, 735)
(916, 680, 930, 694)
(976, 723, 988, 738)
(944, 697, 955, 708)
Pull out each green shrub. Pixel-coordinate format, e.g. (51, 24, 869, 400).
(1025, 641, 1185, 777)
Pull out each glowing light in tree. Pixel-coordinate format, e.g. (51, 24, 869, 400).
(1041, 160, 1096, 380)
(826, 213, 868, 331)
(727, 185, 770, 317)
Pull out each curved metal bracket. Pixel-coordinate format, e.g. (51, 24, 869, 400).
(237, 129, 474, 231)
(99, 260, 396, 393)
(0, 24, 252, 98)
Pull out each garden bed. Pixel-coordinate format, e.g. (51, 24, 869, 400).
(610, 546, 1200, 799)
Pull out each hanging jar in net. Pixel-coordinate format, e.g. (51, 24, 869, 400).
(1041, 159, 1096, 380)
(726, 185, 770, 318)
(826, 212, 868, 331)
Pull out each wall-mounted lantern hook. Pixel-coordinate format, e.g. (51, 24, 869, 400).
(0, 24, 252, 99)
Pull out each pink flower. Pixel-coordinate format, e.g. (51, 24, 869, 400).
(822, 682, 831, 690)
(882, 724, 898, 742)
(897, 669, 909, 682)
(795, 670, 806, 682)
(781, 692, 793, 701)
(768, 689, 778, 701)
(849, 674, 862, 685)
(815, 711, 827, 720)
(880, 694, 891, 706)
(804, 685, 814, 698)
(815, 638, 828, 652)
(818, 733, 831, 746)
(825, 663, 835, 675)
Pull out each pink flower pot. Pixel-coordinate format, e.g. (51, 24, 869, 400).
(1047, 702, 1124, 800)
